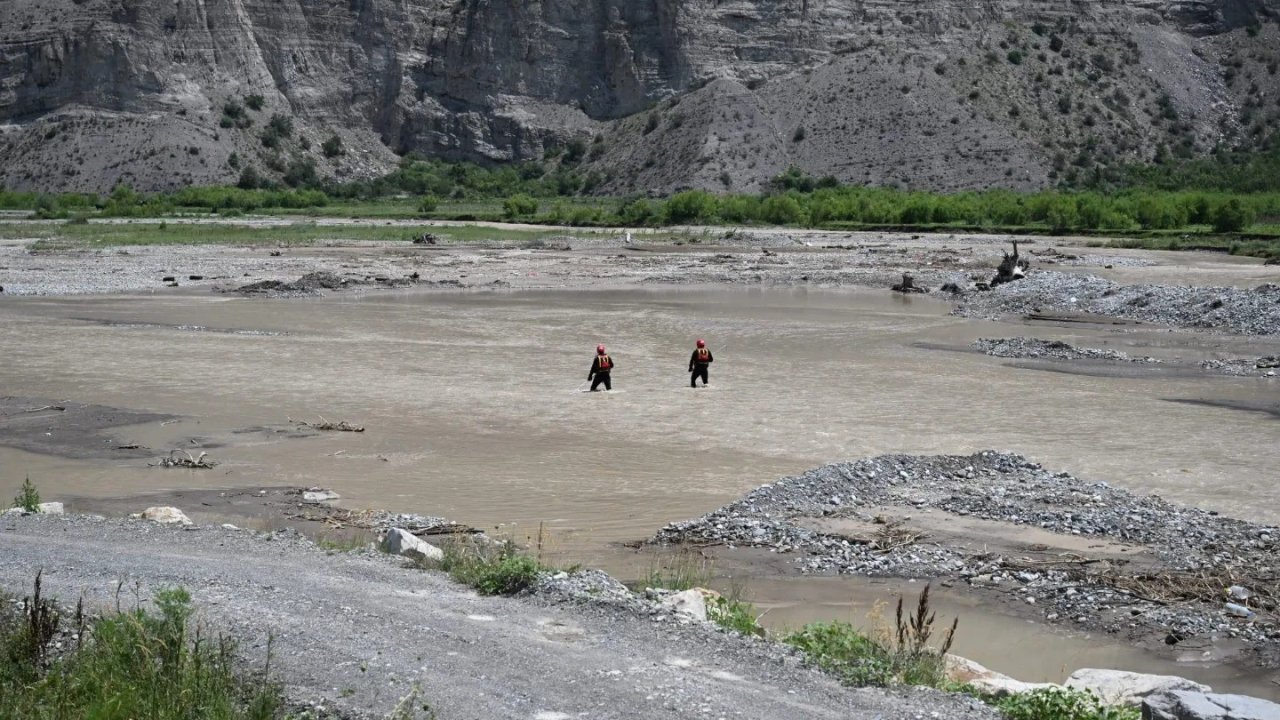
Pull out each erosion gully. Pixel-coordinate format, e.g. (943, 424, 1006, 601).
(1, 284, 1278, 697)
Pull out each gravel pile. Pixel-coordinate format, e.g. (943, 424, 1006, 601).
(1201, 357, 1280, 377)
(953, 272, 1280, 336)
(653, 451, 1280, 663)
(973, 337, 1160, 363)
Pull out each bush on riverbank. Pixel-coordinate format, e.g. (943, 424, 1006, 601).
(992, 687, 1139, 720)
(783, 586, 956, 688)
(0, 574, 282, 719)
(429, 538, 543, 596)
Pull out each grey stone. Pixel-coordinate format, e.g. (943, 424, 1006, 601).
(1066, 668, 1210, 707)
(1142, 690, 1280, 720)
(380, 528, 443, 563)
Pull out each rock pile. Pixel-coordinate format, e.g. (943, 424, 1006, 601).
(973, 337, 1160, 363)
(1200, 357, 1280, 377)
(954, 272, 1280, 336)
(653, 452, 1280, 665)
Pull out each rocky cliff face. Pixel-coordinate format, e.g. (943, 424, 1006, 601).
(0, 0, 1277, 193)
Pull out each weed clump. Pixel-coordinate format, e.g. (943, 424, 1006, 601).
(784, 585, 957, 687)
(431, 538, 543, 596)
(0, 577, 282, 719)
(994, 687, 1139, 720)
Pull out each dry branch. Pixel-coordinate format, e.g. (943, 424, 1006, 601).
(290, 415, 365, 432)
(150, 449, 217, 469)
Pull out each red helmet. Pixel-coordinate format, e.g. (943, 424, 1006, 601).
(696, 339, 706, 348)
(597, 344, 606, 354)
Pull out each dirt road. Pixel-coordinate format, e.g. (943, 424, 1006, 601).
(0, 514, 996, 720)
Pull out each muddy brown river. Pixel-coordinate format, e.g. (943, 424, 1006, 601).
(2, 285, 1279, 694)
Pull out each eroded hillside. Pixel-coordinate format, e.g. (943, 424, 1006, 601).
(0, 0, 1277, 193)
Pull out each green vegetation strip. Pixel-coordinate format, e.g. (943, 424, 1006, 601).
(1, 576, 281, 720)
(4, 147, 1280, 259)
(0, 222, 571, 249)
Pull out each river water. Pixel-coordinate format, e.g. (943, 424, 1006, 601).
(1, 286, 1277, 693)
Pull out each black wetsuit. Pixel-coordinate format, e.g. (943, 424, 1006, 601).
(689, 348, 713, 387)
(589, 354, 614, 391)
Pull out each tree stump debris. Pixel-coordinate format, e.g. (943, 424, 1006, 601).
(991, 241, 1030, 286)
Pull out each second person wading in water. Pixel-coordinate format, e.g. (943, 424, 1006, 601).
(589, 344, 614, 391)
(688, 339, 713, 388)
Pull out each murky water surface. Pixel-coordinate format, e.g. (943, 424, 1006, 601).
(1, 286, 1278, 691)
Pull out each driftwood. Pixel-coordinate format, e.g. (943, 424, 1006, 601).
(845, 517, 929, 552)
(891, 273, 927, 294)
(991, 241, 1030, 286)
(150, 449, 217, 469)
(291, 416, 365, 433)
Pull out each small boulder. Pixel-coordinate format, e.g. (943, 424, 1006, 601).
(1066, 668, 1210, 707)
(36, 502, 64, 515)
(658, 588, 722, 622)
(380, 528, 443, 562)
(302, 489, 340, 503)
(1143, 690, 1280, 720)
(135, 506, 192, 525)
(946, 654, 1011, 684)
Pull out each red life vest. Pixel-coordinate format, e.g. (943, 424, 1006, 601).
(695, 348, 711, 363)
(597, 354, 612, 372)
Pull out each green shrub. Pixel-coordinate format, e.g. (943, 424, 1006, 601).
(707, 596, 764, 637)
(995, 687, 1139, 720)
(12, 477, 39, 512)
(432, 539, 543, 596)
(321, 135, 344, 158)
(418, 194, 440, 214)
(1211, 198, 1254, 232)
(245, 94, 265, 111)
(502, 193, 539, 218)
(237, 166, 261, 190)
(664, 190, 717, 223)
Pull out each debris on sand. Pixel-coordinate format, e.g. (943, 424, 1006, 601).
(291, 416, 365, 432)
(236, 271, 352, 295)
(973, 337, 1161, 363)
(233, 271, 424, 296)
(150, 449, 217, 468)
(1200, 356, 1280, 377)
(890, 273, 927, 293)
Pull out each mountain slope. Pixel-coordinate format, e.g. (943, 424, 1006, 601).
(1, 0, 1277, 194)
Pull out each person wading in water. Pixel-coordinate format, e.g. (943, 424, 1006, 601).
(589, 344, 615, 391)
(688, 338, 713, 388)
